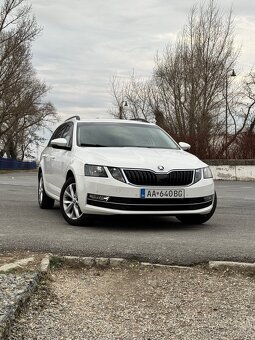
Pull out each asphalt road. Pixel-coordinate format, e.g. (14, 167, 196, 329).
(0, 171, 254, 265)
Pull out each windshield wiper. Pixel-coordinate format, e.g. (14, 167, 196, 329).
(80, 143, 106, 147)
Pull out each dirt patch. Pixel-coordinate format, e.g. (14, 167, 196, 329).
(8, 265, 255, 339)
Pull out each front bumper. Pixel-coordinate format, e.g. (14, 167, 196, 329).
(76, 175, 215, 215)
(87, 195, 213, 211)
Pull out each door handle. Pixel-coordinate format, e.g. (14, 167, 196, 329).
(42, 154, 48, 158)
(50, 156, 55, 160)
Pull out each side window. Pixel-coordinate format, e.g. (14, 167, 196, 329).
(48, 123, 74, 149)
(62, 124, 73, 148)
(48, 125, 65, 147)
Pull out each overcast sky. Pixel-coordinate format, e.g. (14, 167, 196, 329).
(31, 0, 255, 123)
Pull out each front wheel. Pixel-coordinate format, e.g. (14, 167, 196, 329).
(60, 177, 87, 226)
(176, 192, 217, 225)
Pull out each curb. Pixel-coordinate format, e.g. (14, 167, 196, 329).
(56, 255, 192, 270)
(0, 255, 50, 340)
(53, 256, 255, 272)
(40, 254, 51, 273)
(209, 261, 255, 272)
(0, 257, 35, 273)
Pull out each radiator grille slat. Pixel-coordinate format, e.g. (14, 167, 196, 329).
(124, 169, 194, 186)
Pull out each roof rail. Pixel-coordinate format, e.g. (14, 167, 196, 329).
(129, 118, 149, 123)
(65, 115, 80, 122)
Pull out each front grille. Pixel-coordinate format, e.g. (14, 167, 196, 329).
(124, 169, 194, 186)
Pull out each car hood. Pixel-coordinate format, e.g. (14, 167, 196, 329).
(75, 147, 207, 172)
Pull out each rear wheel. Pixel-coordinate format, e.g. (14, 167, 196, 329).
(38, 173, 55, 209)
(60, 177, 87, 226)
(176, 192, 217, 225)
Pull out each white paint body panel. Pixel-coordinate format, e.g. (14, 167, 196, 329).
(39, 119, 215, 216)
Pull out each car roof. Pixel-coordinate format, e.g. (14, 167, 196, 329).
(68, 118, 154, 126)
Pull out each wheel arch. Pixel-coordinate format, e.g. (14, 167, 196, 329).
(66, 169, 75, 181)
(38, 167, 42, 178)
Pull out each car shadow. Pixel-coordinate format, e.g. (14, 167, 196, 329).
(36, 203, 212, 232)
(82, 214, 208, 232)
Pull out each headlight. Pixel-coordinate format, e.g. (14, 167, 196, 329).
(108, 167, 125, 183)
(203, 167, 213, 179)
(84, 164, 107, 177)
(194, 169, 202, 183)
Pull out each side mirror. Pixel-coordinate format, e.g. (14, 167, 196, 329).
(50, 138, 68, 148)
(179, 142, 191, 151)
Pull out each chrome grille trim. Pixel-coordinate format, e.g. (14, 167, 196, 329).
(123, 169, 194, 186)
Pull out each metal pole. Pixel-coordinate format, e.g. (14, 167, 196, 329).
(225, 69, 236, 159)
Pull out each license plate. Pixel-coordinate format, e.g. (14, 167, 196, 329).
(140, 189, 185, 199)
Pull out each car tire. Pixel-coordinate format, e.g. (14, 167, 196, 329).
(38, 173, 55, 209)
(176, 192, 217, 225)
(60, 177, 87, 226)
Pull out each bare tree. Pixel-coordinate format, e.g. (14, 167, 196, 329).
(110, 73, 156, 122)
(110, 1, 245, 159)
(0, 0, 41, 93)
(221, 71, 255, 158)
(153, 0, 239, 157)
(0, 0, 57, 159)
(110, 75, 129, 119)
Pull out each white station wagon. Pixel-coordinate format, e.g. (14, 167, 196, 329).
(38, 116, 217, 225)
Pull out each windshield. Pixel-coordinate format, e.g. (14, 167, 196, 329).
(77, 122, 179, 149)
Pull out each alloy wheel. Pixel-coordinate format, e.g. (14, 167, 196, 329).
(38, 176, 44, 204)
(63, 183, 82, 220)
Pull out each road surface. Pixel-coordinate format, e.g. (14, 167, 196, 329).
(0, 171, 254, 265)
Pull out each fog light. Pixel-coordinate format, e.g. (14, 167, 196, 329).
(88, 194, 109, 201)
(204, 195, 214, 202)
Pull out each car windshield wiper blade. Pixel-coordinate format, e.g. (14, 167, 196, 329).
(80, 143, 106, 147)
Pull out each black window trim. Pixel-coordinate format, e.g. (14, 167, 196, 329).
(48, 122, 74, 151)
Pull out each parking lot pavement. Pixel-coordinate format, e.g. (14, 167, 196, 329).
(0, 170, 37, 186)
(0, 172, 255, 265)
(1, 173, 254, 339)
